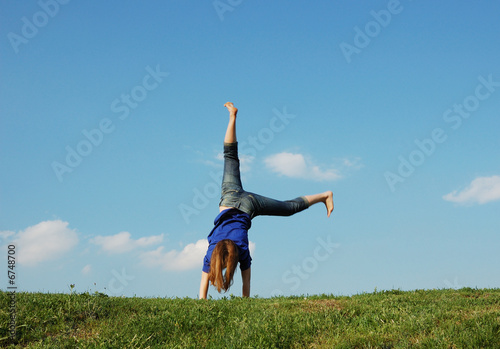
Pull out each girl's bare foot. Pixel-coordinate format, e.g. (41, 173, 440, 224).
(325, 191, 334, 217)
(304, 191, 334, 218)
(224, 102, 238, 117)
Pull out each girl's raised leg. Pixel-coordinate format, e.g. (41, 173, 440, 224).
(224, 102, 238, 144)
(249, 191, 334, 219)
(219, 102, 242, 212)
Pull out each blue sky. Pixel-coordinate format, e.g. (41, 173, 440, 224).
(1, 0, 499, 299)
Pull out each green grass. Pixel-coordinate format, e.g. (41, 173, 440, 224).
(1, 288, 499, 348)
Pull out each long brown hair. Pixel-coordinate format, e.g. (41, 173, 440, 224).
(208, 239, 239, 293)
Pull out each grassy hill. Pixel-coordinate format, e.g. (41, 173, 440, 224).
(1, 288, 499, 348)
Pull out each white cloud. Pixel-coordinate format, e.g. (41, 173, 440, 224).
(91, 231, 164, 254)
(140, 239, 256, 271)
(443, 175, 500, 205)
(10, 220, 79, 266)
(82, 264, 92, 275)
(140, 239, 209, 271)
(264, 152, 341, 181)
(249, 241, 256, 255)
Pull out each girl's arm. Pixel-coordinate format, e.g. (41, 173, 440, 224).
(241, 267, 251, 297)
(199, 271, 209, 299)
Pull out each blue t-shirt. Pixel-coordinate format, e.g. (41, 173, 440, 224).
(202, 208, 252, 273)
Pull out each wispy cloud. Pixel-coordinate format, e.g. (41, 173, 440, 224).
(0, 230, 15, 241)
(91, 231, 164, 254)
(443, 175, 500, 205)
(340, 157, 364, 170)
(2, 220, 79, 266)
(82, 264, 92, 275)
(264, 152, 342, 181)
